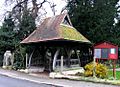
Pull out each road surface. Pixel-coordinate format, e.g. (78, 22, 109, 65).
(0, 69, 119, 87)
(0, 75, 60, 87)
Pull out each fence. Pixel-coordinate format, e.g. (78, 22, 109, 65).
(56, 58, 80, 69)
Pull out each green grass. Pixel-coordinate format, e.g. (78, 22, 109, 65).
(108, 70, 120, 80)
(116, 64, 120, 68)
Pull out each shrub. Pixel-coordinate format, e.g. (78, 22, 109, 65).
(12, 46, 26, 70)
(12, 61, 24, 70)
(84, 62, 108, 78)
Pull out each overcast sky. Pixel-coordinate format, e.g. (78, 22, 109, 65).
(0, 0, 67, 25)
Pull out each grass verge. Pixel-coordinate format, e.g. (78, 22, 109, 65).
(108, 70, 120, 80)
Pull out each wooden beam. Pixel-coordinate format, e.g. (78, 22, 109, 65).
(60, 56, 64, 73)
(26, 53, 28, 68)
(53, 49, 60, 70)
(28, 49, 35, 68)
(93, 56, 96, 78)
(113, 60, 116, 79)
(74, 49, 81, 66)
(64, 48, 72, 68)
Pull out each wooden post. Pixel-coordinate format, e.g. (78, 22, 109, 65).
(61, 56, 64, 73)
(67, 50, 71, 68)
(65, 48, 72, 68)
(12, 52, 14, 66)
(113, 60, 116, 79)
(75, 49, 81, 66)
(53, 49, 60, 70)
(93, 57, 96, 78)
(26, 53, 28, 69)
(96, 59, 98, 64)
(28, 50, 35, 68)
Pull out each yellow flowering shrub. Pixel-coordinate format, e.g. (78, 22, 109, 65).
(84, 62, 108, 78)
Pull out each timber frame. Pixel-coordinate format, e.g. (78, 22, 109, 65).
(25, 41, 93, 72)
(21, 13, 93, 72)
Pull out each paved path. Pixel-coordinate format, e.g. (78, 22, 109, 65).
(0, 75, 59, 87)
(0, 68, 119, 87)
(116, 68, 120, 71)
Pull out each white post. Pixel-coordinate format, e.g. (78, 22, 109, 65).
(61, 56, 63, 73)
(53, 49, 60, 70)
(93, 57, 96, 78)
(75, 50, 81, 66)
(11, 52, 14, 66)
(26, 53, 28, 69)
(28, 50, 35, 68)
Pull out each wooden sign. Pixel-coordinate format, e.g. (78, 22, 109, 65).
(94, 41, 118, 60)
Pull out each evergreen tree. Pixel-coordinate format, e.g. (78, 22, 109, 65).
(112, 2, 120, 46)
(0, 14, 16, 66)
(0, 14, 16, 51)
(66, 0, 118, 43)
(0, 11, 36, 68)
(13, 11, 36, 70)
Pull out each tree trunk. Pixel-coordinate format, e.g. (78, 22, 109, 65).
(32, 0, 39, 19)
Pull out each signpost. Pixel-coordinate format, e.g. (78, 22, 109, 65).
(94, 41, 118, 79)
(113, 60, 116, 79)
(93, 57, 96, 78)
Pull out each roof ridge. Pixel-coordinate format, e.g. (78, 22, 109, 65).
(60, 23, 74, 29)
(21, 13, 91, 44)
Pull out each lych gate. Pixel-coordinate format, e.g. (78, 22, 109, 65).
(21, 13, 92, 72)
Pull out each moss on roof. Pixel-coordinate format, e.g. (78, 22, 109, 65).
(60, 24, 91, 43)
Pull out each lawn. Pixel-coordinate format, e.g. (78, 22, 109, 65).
(108, 70, 120, 80)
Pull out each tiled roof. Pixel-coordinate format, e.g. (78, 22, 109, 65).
(21, 13, 91, 44)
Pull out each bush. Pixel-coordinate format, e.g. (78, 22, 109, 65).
(12, 46, 26, 70)
(12, 61, 24, 70)
(84, 62, 108, 78)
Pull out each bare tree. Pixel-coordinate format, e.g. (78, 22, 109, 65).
(4, 0, 57, 24)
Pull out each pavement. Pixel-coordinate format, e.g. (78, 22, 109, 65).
(0, 68, 119, 87)
(115, 68, 120, 71)
(0, 75, 60, 87)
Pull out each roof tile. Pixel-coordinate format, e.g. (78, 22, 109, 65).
(21, 13, 91, 44)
